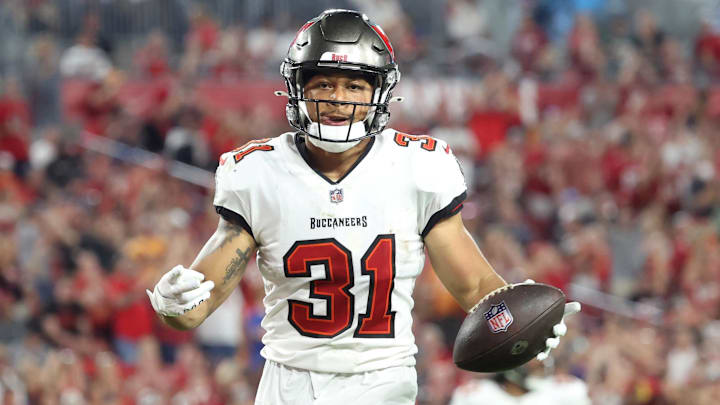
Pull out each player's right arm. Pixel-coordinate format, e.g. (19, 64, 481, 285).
(148, 145, 264, 329)
(147, 217, 257, 330)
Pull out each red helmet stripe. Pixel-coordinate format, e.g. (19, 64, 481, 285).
(371, 24, 395, 61)
(290, 21, 315, 47)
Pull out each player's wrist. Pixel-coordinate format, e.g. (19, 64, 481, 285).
(158, 308, 205, 330)
(468, 276, 514, 314)
(469, 284, 512, 313)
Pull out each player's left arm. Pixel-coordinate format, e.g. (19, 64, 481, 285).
(425, 212, 580, 360)
(424, 212, 507, 312)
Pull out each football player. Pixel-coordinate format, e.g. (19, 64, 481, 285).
(450, 368, 591, 405)
(147, 9, 579, 404)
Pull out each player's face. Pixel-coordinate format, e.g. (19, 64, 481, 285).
(303, 72, 374, 126)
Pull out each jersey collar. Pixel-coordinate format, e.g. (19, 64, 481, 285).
(294, 133, 376, 185)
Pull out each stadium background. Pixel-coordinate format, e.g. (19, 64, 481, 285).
(1, 0, 720, 403)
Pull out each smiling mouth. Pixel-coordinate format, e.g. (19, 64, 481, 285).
(320, 116, 351, 126)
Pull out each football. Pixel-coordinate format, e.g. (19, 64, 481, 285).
(453, 283, 566, 373)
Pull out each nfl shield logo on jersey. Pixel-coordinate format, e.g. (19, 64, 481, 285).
(329, 188, 344, 204)
(484, 301, 514, 333)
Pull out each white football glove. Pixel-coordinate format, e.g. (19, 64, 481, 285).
(518, 279, 581, 362)
(146, 265, 215, 317)
(536, 301, 581, 361)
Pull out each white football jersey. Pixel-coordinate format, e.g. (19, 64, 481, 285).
(213, 129, 466, 373)
(450, 375, 591, 405)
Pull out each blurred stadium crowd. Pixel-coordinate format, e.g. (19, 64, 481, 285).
(2, 0, 720, 404)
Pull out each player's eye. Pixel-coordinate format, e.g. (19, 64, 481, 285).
(348, 83, 365, 91)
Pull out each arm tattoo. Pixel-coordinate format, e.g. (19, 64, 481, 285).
(223, 246, 252, 284)
(218, 222, 244, 250)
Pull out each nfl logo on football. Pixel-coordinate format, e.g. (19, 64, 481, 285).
(484, 301, 514, 333)
(329, 188, 344, 204)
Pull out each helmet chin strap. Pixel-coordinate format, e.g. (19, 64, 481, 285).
(305, 121, 365, 153)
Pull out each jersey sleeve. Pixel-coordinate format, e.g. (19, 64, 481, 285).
(213, 151, 254, 237)
(414, 138, 467, 237)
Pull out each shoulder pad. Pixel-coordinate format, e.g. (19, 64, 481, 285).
(216, 139, 274, 193)
(407, 136, 464, 192)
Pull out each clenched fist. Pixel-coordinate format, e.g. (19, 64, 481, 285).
(146, 265, 215, 317)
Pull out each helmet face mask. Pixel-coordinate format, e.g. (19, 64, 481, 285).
(299, 67, 377, 135)
(281, 10, 400, 146)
